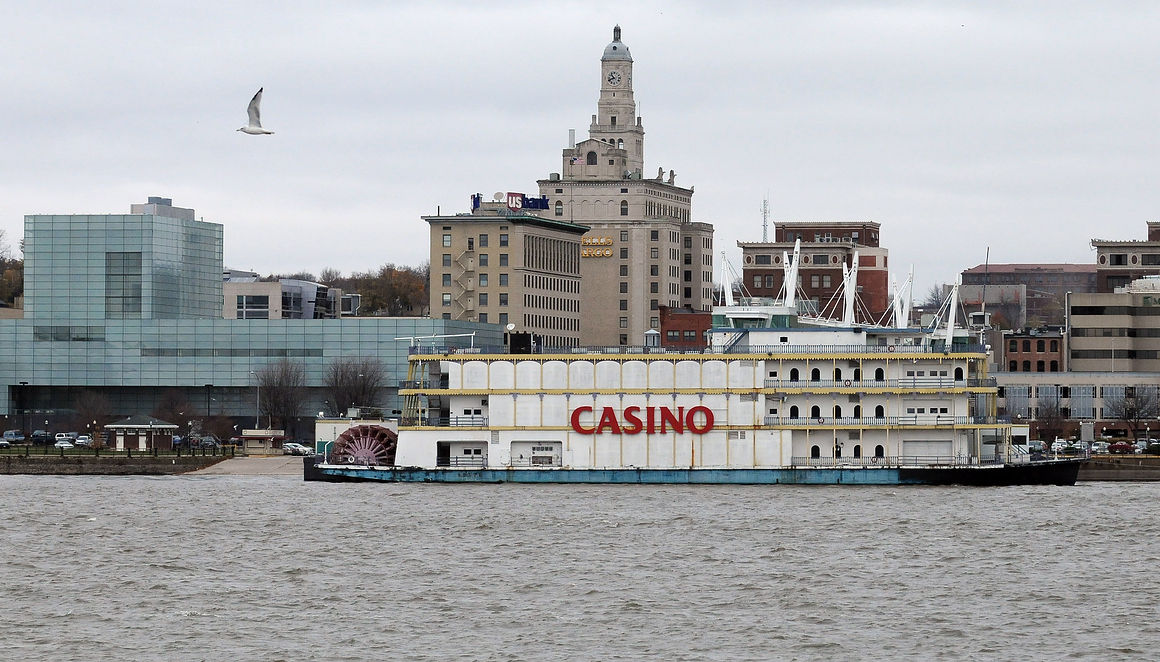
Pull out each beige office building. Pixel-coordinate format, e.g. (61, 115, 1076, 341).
(1069, 276, 1160, 372)
(536, 26, 714, 346)
(425, 202, 587, 349)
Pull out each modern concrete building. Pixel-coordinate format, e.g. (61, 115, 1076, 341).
(223, 269, 351, 320)
(535, 26, 714, 346)
(1093, 221, 1160, 292)
(996, 371, 1159, 441)
(2, 198, 500, 437)
(959, 263, 1096, 327)
(739, 221, 889, 323)
(424, 199, 587, 349)
(1068, 276, 1160, 372)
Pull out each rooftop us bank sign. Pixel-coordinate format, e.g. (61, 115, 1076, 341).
(471, 193, 550, 212)
(570, 406, 715, 435)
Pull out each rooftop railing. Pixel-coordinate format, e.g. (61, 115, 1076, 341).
(408, 343, 989, 356)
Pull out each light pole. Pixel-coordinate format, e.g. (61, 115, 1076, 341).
(250, 371, 260, 429)
(18, 381, 28, 436)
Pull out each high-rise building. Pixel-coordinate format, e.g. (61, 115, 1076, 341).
(536, 26, 714, 346)
(425, 198, 587, 348)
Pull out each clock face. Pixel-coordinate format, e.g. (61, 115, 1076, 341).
(607, 70, 622, 86)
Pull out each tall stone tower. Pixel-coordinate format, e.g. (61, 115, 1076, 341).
(537, 26, 715, 347)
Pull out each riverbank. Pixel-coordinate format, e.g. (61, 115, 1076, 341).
(188, 455, 303, 476)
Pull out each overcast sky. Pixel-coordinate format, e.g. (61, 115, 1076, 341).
(2, 1, 1157, 293)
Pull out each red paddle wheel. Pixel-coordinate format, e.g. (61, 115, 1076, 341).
(332, 424, 397, 465)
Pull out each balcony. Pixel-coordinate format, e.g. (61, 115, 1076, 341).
(765, 416, 996, 427)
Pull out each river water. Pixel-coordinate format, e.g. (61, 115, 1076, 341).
(1, 475, 1157, 661)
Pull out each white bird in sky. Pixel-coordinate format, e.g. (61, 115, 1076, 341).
(237, 87, 274, 135)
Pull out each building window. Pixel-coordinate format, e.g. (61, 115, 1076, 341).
(479, 293, 488, 306)
(479, 234, 488, 247)
(650, 282, 658, 293)
(753, 276, 762, 289)
(811, 275, 820, 288)
(1036, 360, 1045, 372)
(236, 294, 269, 319)
(499, 234, 509, 247)
(764, 275, 776, 288)
(619, 317, 628, 328)
(478, 313, 487, 323)
(500, 254, 508, 266)
(650, 265, 658, 276)
(650, 248, 659, 259)
(1023, 340, 1031, 352)
(683, 270, 692, 282)
(621, 248, 629, 259)
(822, 275, 831, 288)
(650, 299, 658, 310)
(620, 265, 628, 277)
(499, 293, 508, 306)
(755, 254, 772, 265)
(1022, 360, 1031, 371)
(479, 254, 489, 267)
(684, 236, 692, 248)
(1050, 340, 1058, 352)
(621, 231, 629, 241)
(684, 254, 691, 265)
(621, 201, 629, 216)
(586, 151, 597, 165)
(1009, 339, 1017, 352)
(1037, 339, 1045, 352)
(1009, 360, 1017, 371)
(499, 273, 508, 286)
(442, 234, 452, 247)
(442, 254, 451, 267)
(499, 313, 508, 324)
(651, 317, 659, 328)
(442, 274, 451, 287)
(442, 293, 451, 307)
(619, 334, 628, 345)
(620, 282, 628, 293)
(650, 230, 659, 241)
(555, 201, 563, 217)
(683, 287, 692, 298)
(105, 251, 143, 319)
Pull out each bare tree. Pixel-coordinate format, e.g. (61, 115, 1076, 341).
(72, 390, 114, 448)
(1105, 388, 1160, 440)
(1035, 396, 1068, 443)
(255, 359, 307, 430)
(920, 283, 946, 308)
(319, 267, 341, 284)
(324, 357, 386, 415)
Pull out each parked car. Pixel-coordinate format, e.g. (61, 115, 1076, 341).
(74, 435, 93, 447)
(3, 430, 25, 443)
(30, 430, 50, 444)
(1091, 441, 1111, 454)
(55, 432, 73, 443)
(282, 442, 313, 456)
(1110, 441, 1136, 454)
(53, 439, 74, 449)
(1050, 439, 1069, 453)
(1027, 440, 1046, 453)
(0, 439, 10, 449)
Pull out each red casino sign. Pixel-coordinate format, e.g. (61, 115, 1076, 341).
(570, 406, 714, 435)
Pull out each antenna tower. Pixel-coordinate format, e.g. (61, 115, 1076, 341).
(761, 195, 770, 242)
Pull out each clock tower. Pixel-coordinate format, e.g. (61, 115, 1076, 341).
(591, 25, 644, 174)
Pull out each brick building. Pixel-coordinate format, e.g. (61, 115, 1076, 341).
(658, 305, 711, 349)
(738, 221, 888, 323)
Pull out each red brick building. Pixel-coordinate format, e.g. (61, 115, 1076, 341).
(658, 305, 710, 348)
(1001, 330, 1065, 373)
(738, 221, 889, 324)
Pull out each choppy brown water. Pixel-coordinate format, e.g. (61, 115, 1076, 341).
(1, 476, 1158, 661)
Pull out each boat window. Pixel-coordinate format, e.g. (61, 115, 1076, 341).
(853, 445, 862, 458)
(810, 368, 820, 381)
(810, 445, 821, 458)
(875, 405, 885, 417)
(875, 445, 885, 458)
(875, 368, 884, 381)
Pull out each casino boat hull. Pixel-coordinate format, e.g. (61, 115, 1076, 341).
(305, 457, 1082, 485)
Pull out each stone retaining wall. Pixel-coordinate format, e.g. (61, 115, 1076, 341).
(0, 455, 226, 475)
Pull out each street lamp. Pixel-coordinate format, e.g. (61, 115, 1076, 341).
(18, 381, 28, 436)
(250, 371, 260, 429)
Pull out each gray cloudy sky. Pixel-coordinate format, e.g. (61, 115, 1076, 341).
(2, 1, 1158, 293)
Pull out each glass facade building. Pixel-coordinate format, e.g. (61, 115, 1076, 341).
(2, 200, 500, 430)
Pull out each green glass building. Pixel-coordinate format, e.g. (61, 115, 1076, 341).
(1, 198, 499, 434)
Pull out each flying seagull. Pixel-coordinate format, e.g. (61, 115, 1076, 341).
(237, 88, 274, 135)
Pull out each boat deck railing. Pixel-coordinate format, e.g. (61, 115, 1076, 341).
(791, 455, 1006, 468)
(407, 343, 988, 356)
(764, 378, 996, 389)
(767, 415, 998, 426)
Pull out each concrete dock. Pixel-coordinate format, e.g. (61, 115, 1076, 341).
(188, 455, 303, 476)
